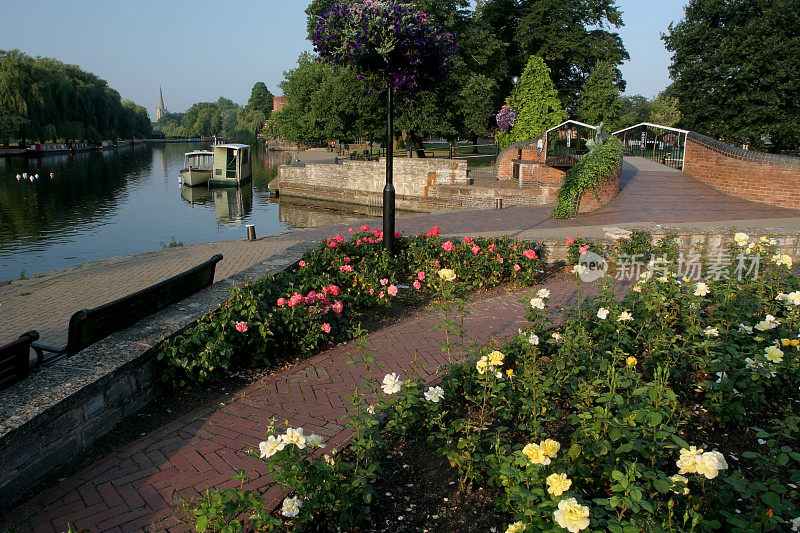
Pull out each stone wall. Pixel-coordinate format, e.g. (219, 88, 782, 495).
(0, 243, 313, 510)
(273, 158, 468, 201)
(684, 132, 800, 210)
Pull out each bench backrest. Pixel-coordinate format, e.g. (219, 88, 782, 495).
(65, 254, 223, 357)
(0, 331, 39, 391)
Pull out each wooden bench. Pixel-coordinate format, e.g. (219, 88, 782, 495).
(0, 331, 40, 391)
(31, 254, 223, 367)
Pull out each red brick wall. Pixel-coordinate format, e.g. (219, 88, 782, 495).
(577, 162, 621, 213)
(684, 133, 800, 209)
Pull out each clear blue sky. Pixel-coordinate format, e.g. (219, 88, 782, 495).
(0, 0, 687, 120)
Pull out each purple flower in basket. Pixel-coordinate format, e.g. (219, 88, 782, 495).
(496, 105, 518, 133)
(311, 0, 456, 93)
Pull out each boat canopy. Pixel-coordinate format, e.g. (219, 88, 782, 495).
(212, 143, 250, 150)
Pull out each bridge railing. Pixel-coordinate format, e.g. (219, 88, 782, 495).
(612, 122, 689, 170)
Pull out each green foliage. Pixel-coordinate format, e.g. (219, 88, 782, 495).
(553, 137, 623, 219)
(495, 56, 565, 150)
(577, 61, 625, 131)
(157, 227, 546, 388)
(649, 90, 681, 128)
(479, 0, 629, 111)
(159, 237, 184, 248)
(245, 81, 273, 118)
(0, 49, 151, 144)
(663, 0, 800, 151)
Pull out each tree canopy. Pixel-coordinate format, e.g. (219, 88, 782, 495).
(0, 49, 151, 144)
(495, 56, 565, 150)
(576, 61, 624, 132)
(663, 0, 800, 151)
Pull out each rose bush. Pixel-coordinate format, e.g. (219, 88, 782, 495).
(158, 226, 546, 387)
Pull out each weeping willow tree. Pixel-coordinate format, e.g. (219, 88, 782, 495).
(0, 49, 152, 145)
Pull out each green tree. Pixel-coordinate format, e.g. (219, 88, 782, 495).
(495, 55, 565, 150)
(576, 61, 624, 131)
(663, 0, 800, 151)
(246, 82, 274, 117)
(649, 91, 681, 128)
(479, 0, 629, 111)
(616, 95, 652, 131)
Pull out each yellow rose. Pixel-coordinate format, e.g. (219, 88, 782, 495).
(506, 368, 514, 377)
(488, 350, 505, 366)
(553, 498, 590, 532)
(476, 356, 489, 374)
(676, 446, 703, 474)
(438, 268, 457, 281)
(522, 443, 551, 465)
(764, 345, 784, 363)
(626, 356, 637, 366)
(546, 473, 572, 497)
(540, 438, 561, 458)
(670, 474, 690, 495)
(505, 521, 525, 533)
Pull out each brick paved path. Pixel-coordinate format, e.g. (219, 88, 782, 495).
(4, 273, 597, 532)
(0, 238, 302, 347)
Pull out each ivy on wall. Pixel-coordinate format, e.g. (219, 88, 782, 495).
(552, 136, 623, 219)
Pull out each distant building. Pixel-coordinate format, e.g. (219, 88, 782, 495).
(155, 87, 168, 121)
(273, 96, 288, 112)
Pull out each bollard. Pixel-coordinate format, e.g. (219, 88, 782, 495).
(335, 157, 339, 164)
(495, 198, 503, 210)
(246, 224, 256, 241)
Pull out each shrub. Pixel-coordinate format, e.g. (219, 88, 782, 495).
(157, 227, 546, 388)
(552, 137, 623, 219)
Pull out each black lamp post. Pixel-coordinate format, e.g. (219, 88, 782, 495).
(383, 81, 395, 254)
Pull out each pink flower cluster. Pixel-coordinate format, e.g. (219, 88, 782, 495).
(427, 226, 440, 237)
(235, 321, 248, 333)
(276, 285, 344, 315)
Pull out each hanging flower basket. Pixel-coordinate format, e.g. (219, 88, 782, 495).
(311, 0, 457, 92)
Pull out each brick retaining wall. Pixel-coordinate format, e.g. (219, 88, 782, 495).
(684, 132, 800, 210)
(577, 161, 622, 214)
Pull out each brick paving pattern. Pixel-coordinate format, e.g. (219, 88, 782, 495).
(2, 157, 800, 531)
(4, 273, 599, 532)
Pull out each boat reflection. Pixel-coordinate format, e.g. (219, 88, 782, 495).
(213, 184, 253, 224)
(180, 186, 212, 205)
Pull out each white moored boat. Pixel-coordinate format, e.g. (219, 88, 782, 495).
(179, 150, 214, 187)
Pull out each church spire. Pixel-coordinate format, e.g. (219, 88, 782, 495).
(156, 86, 168, 121)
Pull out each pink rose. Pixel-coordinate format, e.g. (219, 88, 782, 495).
(427, 226, 440, 237)
(489, 244, 496, 252)
(442, 240, 454, 252)
(369, 288, 375, 295)
(235, 321, 248, 333)
(332, 300, 344, 313)
(395, 231, 402, 238)
(277, 297, 286, 306)
(348, 227, 353, 232)
(334, 234, 345, 243)
(471, 244, 481, 254)
(523, 249, 537, 260)
(327, 284, 340, 296)
(417, 271, 425, 281)
(340, 264, 353, 272)
(288, 293, 303, 307)
(413, 280, 422, 290)
(321, 323, 331, 333)
(356, 239, 362, 246)
(380, 278, 388, 286)
(496, 254, 504, 263)
(361, 224, 370, 231)
(298, 260, 306, 267)
(379, 291, 385, 298)
(578, 245, 590, 255)
(387, 284, 398, 296)
(344, 256, 351, 264)
(463, 237, 473, 244)
(513, 264, 521, 271)
(566, 237, 575, 245)
(328, 241, 338, 249)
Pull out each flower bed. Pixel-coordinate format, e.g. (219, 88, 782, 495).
(189, 233, 799, 532)
(157, 225, 546, 387)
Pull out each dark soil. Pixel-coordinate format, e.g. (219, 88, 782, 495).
(365, 435, 507, 532)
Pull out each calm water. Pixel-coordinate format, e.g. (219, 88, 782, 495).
(0, 143, 372, 280)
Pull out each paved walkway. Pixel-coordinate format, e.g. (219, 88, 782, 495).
(4, 157, 800, 348)
(2, 156, 800, 531)
(4, 270, 600, 532)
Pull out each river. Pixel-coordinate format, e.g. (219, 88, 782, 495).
(0, 142, 377, 281)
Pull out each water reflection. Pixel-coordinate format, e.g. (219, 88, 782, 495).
(213, 185, 253, 223)
(0, 143, 416, 280)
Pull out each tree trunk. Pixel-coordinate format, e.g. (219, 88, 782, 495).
(472, 134, 479, 154)
(406, 132, 426, 158)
